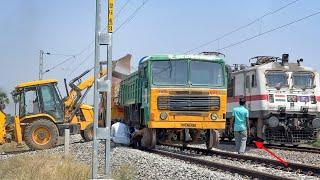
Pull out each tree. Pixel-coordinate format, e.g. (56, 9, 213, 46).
(0, 88, 9, 104)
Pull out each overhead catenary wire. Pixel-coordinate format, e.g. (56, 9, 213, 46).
(217, 10, 320, 51)
(115, 0, 131, 20)
(184, 0, 300, 54)
(67, 50, 95, 78)
(44, 42, 95, 73)
(114, 0, 150, 33)
(44, 55, 76, 73)
(48, 0, 148, 77)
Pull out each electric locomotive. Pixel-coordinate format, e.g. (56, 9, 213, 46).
(223, 54, 320, 145)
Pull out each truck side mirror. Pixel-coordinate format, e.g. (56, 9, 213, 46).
(144, 80, 148, 88)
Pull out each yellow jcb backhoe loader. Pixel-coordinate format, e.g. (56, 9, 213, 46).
(0, 54, 131, 150)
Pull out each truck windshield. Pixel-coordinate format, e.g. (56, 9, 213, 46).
(293, 73, 313, 88)
(190, 61, 224, 86)
(266, 72, 287, 87)
(152, 60, 188, 85)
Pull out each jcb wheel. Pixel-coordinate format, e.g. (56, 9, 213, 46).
(24, 119, 59, 150)
(206, 129, 219, 150)
(141, 128, 156, 149)
(81, 123, 93, 141)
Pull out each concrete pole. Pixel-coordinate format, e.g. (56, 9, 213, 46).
(104, 0, 114, 177)
(92, 0, 101, 178)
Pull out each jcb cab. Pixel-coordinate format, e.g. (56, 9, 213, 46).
(8, 78, 94, 150)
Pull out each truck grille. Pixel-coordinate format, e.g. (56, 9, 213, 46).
(157, 96, 220, 111)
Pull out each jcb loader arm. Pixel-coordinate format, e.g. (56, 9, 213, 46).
(64, 54, 132, 123)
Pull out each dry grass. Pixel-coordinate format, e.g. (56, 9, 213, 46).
(0, 153, 90, 180)
(112, 164, 136, 180)
(0, 142, 29, 153)
(313, 139, 320, 147)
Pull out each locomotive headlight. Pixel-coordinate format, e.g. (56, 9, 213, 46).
(269, 94, 274, 103)
(160, 112, 168, 120)
(310, 95, 317, 104)
(211, 113, 218, 121)
(312, 118, 320, 128)
(267, 116, 279, 128)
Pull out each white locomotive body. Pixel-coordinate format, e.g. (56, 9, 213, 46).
(224, 55, 320, 144)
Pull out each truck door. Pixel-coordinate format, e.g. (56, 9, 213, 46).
(140, 63, 149, 126)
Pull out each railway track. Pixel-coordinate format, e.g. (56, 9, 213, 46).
(149, 148, 288, 180)
(220, 140, 320, 154)
(158, 143, 320, 177)
(265, 144, 320, 154)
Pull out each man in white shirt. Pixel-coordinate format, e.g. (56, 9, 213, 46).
(111, 120, 130, 146)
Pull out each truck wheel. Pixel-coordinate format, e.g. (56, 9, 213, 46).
(24, 119, 59, 150)
(141, 128, 156, 149)
(81, 123, 93, 141)
(206, 129, 219, 150)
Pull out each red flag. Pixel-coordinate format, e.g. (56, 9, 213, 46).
(254, 141, 288, 167)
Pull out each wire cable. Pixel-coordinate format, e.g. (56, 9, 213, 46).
(67, 51, 95, 78)
(114, 0, 150, 33)
(217, 10, 320, 51)
(115, 0, 131, 20)
(184, 0, 300, 54)
(44, 55, 76, 73)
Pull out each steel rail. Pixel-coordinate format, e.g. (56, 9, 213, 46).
(220, 140, 320, 154)
(265, 144, 320, 154)
(149, 148, 288, 180)
(158, 143, 320, 176)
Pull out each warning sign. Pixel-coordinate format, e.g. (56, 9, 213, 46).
(108, 0, 114, 33)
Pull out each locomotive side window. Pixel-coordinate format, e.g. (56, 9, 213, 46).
(266, 72, 287, 87)
(292, 72, 314, 88)
(251, 74, 257, 88)
(227, 77, 234, 97)
(245, 75, 250, 89)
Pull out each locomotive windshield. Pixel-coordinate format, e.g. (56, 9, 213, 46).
(190, 61, 224, 86)
(266, 72, 287, 87)
(152, 60, 188, 85)
(292, 72, 314, 88)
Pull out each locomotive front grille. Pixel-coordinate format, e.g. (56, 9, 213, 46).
(265, 128, 318, 143)
(157, 96, 220, 111)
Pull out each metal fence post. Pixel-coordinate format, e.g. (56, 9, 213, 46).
(64, 128, 70, 155)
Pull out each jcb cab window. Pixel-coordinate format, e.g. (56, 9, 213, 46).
(266, 72, 287, 87)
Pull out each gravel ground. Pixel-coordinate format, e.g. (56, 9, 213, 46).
(1, 136, 319, 180)
(1, 134, 319, 180)
(0, 136, 245, 180)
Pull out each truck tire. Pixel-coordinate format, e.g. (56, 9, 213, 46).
(141, 128, 156, 149)
(81, 123, 93, 142)
(24, 119, 59, 150)
(206, 129, 219, 150)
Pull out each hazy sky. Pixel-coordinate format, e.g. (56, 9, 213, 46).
(1, 0, 320, 113)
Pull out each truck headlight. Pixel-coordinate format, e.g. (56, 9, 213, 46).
(312, 118, 320, 128)
(160, 112, 168, 120)
(211, 113, 218, 120)
(267, 116, 279, 128)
